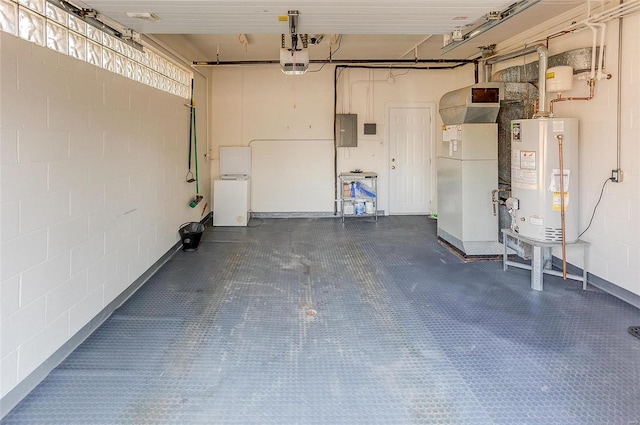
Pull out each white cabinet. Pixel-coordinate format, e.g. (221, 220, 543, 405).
(213, 178, 250, 226)
(339, 172, 377, 222)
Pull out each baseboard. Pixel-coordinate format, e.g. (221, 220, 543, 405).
(250, 212, 337, 218)
(201, 211, 213, 227)
(551, 256, 640, 309)
(250, 211, 386, 219)
(0, 239, 185, 419)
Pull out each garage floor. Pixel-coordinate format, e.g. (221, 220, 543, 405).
(2, 216, 640, 424)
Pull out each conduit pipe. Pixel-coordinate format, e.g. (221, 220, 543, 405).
(617, 4, 624, 173)
(194, 58, 473, 67)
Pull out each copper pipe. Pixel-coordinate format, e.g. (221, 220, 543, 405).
(557, 134, 567, 279)
(549, 79, 596, 115)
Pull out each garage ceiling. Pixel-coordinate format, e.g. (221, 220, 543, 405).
(74, 0, 587, 63)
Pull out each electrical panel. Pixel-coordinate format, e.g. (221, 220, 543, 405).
(336, 114, 357, 147)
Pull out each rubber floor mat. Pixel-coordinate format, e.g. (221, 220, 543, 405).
(3, 217, 640, 425)
(629, 326, 640, 340)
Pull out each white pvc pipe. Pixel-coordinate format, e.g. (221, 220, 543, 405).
(596, 22, 606, 80)
(585, 23, 598, 80)
(590, 0, 640, 22)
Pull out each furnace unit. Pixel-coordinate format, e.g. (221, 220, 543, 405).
(437, 83, 504, 256)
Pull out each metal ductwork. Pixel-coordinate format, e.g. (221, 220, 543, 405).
(439, 82, 504, 125)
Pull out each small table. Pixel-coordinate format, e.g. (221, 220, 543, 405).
(502, 229, 590, 291)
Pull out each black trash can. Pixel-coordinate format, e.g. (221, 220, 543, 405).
(179, 222, 205, 251)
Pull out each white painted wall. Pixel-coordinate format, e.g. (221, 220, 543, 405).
(209, 65, 473, 214)
(493, 15, 640, 296)
(208, 14, 639, 298)
(0, 33, 210, 400)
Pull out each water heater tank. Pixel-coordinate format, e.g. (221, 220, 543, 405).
(510, 118, 579, 242)
(546, 66, 574, 94)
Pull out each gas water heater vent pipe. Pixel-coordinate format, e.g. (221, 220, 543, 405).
(533, 45, 550, 117)
(482, 44, 549, 116)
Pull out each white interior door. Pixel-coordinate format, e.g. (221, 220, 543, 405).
(388, 107, 432, 215)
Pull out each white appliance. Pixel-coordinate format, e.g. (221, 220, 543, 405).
(437, 123, 500, 255)
(437, 83, 503, 256)
(213, 147, 251, 227)
(510, 118, 579, 242)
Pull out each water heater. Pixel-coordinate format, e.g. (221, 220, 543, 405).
(510, 118, 579, 242)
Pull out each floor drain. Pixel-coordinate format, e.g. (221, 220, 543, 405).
(628, 326, 640, 340)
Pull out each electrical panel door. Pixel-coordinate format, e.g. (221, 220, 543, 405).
(336, 114, 357, 147)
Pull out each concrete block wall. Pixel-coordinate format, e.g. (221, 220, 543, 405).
(0, 33, 208, 400)
(536, 19, 640, 297)
(493, 15, 640, 298)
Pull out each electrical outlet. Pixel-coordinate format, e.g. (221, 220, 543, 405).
(611, 169, 623, 182)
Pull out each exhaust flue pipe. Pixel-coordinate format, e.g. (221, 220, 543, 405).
(482, 44, 550, 117)
(534, 45, 550, 117)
